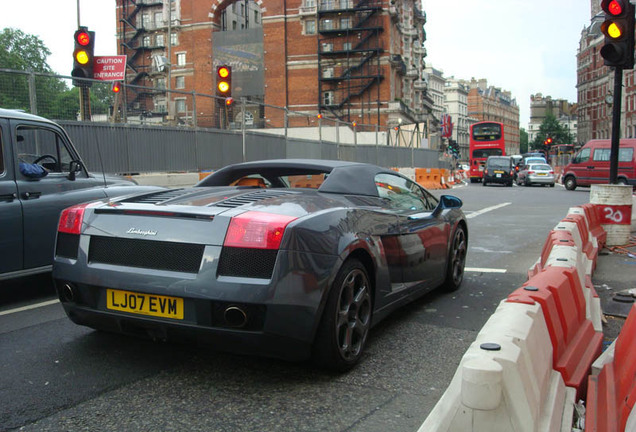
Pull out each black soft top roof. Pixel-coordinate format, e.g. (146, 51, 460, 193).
(196, 159, 401, 197)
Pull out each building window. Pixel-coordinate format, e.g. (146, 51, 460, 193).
(343, 42, 352, 50)
(305, 20, 316, 35)
(154, 12, 163, 27)
(142, 14, 151, 29)
(176, 99, 186, 113)
(322, 67, 334, 78)
(321, 42, 333, 52)
(170, 32, 178, 46)
(321, 19, 334, 30)
(143, 35, 151, 47)
(176, 53, 186, 66)
(232, 21, 237, 30)
(254, 10, 259, 23)
(323, 91, 334, 105)
(175, 76, 185, 89)
(156, 78, 166, 89)
(340, 17, 351, 29)
(156, 34, 164, 46)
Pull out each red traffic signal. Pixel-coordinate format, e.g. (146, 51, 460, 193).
(112, 81, 122, 93)
(225, 97, 234, 106)
(216, 65, 231, 97)
(600, 0, 635, 68)
(72, 27, 95, 87)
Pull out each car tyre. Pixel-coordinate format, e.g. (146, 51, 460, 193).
(441, 225, 467, 292)
(564, 176, 577, 191)
(313, 258, 372, 372)
(550, 183, 555, 187)
(524, 179, 530, 187)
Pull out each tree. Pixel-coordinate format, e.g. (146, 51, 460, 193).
(0, 28, 69, 118)
(519, 127, 529, 153)
(0, 28, 53, 73)
(531, 113, 574, 151)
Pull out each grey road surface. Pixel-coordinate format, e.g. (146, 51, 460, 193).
(0, 182, 593, 432)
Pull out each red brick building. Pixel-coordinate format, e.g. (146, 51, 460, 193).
(577, 0, 636, 145)
(462, 78, 520, 155)
(116, 0, 432, 129)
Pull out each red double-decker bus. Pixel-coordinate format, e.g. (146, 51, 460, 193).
(469, 121, 506, 182)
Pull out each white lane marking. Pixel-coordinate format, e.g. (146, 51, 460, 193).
(465, 202, 511, 219)
(465, 267, 507, 273)
(0, 299, 60, 317)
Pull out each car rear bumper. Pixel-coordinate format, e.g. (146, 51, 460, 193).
(527, 175, 555, 184)
(56, 284, 315, 361)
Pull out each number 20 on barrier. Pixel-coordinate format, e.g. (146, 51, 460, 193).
(599, 205, 632, 225)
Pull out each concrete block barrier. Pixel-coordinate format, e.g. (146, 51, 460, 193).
(419, 301, 573, 432)
(586, 303, 636, 432)
(507, 266, 603, 399)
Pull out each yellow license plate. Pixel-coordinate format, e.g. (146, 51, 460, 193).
(537, 173, 547, 176)
(107, 289, 184, 319)
(494, 170, 504, 174)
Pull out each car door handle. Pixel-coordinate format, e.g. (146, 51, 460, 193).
(586, 166, 595, 169)
(0, 193, 17, 202)
(22, 191, 42, 199)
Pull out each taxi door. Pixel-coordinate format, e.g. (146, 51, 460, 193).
(12, 120, 107, 271)
(0, 119, 23, 276)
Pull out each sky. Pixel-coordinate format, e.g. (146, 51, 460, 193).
(2, 0, 591, 126)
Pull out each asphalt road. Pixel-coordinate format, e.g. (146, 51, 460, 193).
(0, 182, 593, 432)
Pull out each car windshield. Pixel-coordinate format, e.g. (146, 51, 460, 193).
(530, 164, 551, 171)
(487, 159, 510, 169)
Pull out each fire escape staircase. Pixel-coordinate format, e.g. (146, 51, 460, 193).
(317, 0, 384, 122)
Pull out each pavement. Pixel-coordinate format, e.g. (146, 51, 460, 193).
(592, 194, 636, 344)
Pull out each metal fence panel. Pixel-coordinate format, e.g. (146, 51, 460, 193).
(246, 131, 286, 161)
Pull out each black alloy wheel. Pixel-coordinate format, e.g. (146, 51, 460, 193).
(442, 226, 467, 292)
(313, 259, 372, 372)
(564, 176, 577, 191)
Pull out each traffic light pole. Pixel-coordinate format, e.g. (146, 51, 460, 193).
(79, 86, 91, 121)
(609, 66, 623, 184)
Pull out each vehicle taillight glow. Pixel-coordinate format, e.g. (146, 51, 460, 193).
(528, 171, 535, 175)
(58, 202, 94, 234)
(224, 211, 298, 249)
(549, 171, 554, 175)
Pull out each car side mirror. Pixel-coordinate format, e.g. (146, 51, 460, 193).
(440, 195, 463, 209)
(68, 160, 83, 181)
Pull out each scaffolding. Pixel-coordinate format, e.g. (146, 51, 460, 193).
(317, 0, 384, 124)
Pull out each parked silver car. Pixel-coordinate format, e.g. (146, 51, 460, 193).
(516, 163, 556, 187)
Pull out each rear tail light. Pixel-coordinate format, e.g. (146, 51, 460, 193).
(58, 202, 94, 234)
(549, 171, 554, 174)
(224, 211, 297, 250)
(528, 171, 535, 175)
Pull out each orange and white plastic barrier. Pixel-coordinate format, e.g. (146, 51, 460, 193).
(418, 202, 612, 431)
(418, 300, 572, 432)
(585, 303, 636, 432)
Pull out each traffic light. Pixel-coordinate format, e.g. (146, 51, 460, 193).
(72, 27, 95, 87)
(216, 65, 232, 98)
(112, 81, 122, 93)
(225, 97, 234, 106)
(600, 0, 635, 69)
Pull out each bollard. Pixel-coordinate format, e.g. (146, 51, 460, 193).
(590, 184, 633, 246)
